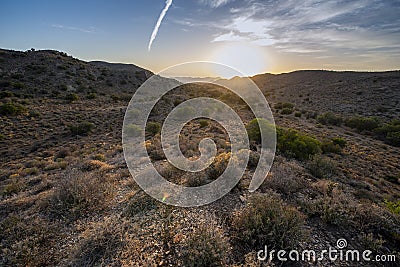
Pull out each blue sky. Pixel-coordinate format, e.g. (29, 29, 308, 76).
(1, 0, 400, 76)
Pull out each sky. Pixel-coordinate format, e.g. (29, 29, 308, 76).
(1, 0, 400, 77)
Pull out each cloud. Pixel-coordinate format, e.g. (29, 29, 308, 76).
(200, 0, 233, 8)
(211, 16, 275, 46)
(207, 0, 400, 55)
(148, 0, 173, 51)
(51, 24, 96, 33)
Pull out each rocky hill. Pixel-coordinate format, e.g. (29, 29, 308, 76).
(0, 49, 399, 266)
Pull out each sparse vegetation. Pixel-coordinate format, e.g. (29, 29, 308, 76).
(65, 92, 79, 102)
(232, 193, 306, 250)
(1, 49, 399, 266)
(307, 155, 337, 178)
(69, 121, 94, 135)
(49, 170, 115, 219)
(0, 101, 27, 115)
(321, 139, 343, 154)
(317, 112, 343, 126)
(375, 120, 400, 147)
(274, 102, 294, 110)
(180, 224, 229, 267)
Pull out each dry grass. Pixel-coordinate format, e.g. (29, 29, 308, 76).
(48, 169, 115, 219)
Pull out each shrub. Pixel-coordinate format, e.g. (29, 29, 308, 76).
(81, 160, 112, 172)
(306, 155, 336, 178)
(13, 82, 25, 89)
(199, 119, 209, 128)
(0, 102, 27, 115)
(246, 118, 275, 145)
(232, 193, 305, 250)
(207, 152, 231, 180)
(306, 190, 354, 225)
(2, 178, 25, 196)
(281, 107, 294, 115)
(321, 140, 342, 154)
(386, 131, 400, 147)
(180, 224, 229, 267)
(375, 120, 400, 147)
(65, 93, 79, 102)
(50, 170, 115, 219)
(384, 199, 400, 214)
(124, 191, 158, 217)
(317, 112, 343, 126)
(86, 92, 97, 99)
(183, 172, 209, 187)
(274, 102, 294, 109)
(69, 121, 94, 135)
(69, 218, 125, 266)
(345, 116, 380, 132)
(276, 127, 321, 160)
(294, 112, 302, 118)
(331, 137, 347, 148)
(146, 121, 161, 137)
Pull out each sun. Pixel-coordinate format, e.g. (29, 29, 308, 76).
(211, 43, 268, 78)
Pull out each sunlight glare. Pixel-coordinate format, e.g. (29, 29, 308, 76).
(211, 43, 268, 78)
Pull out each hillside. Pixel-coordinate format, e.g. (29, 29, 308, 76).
(0, 49, 399, 266)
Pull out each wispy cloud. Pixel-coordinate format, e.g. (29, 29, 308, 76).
(200, 0, 233, 8)
(51, 24, 96, 33)
(148, 0, 173, 51)
(203, 0, 400, 56)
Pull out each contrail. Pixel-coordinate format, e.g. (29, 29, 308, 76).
(148, 0, 173, 51)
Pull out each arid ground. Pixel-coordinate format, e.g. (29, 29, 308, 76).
(1, 49, 399, 266)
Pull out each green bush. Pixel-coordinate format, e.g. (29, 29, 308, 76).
(199, 119, 209, 128)
(69, 122, 94, 136)
(375, 120, 400, 147)
(306, 155, 336, 178)
(145, 121, 161, 137)
(0, 102, 27, 115)
(317, 112, 343, 126)
(232, 193, 305, 250)
(386, 131, 400, 147)
(321, 140, 342, 154)
(281, 107, 294, 115)
(345, 116, 380, 132)
(294, 112, 302, 118)
(276, 127, 321, 160)
(384, 199, 400, 214)
(246, 118, 275, 144)
(331, 137, 347, 148)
